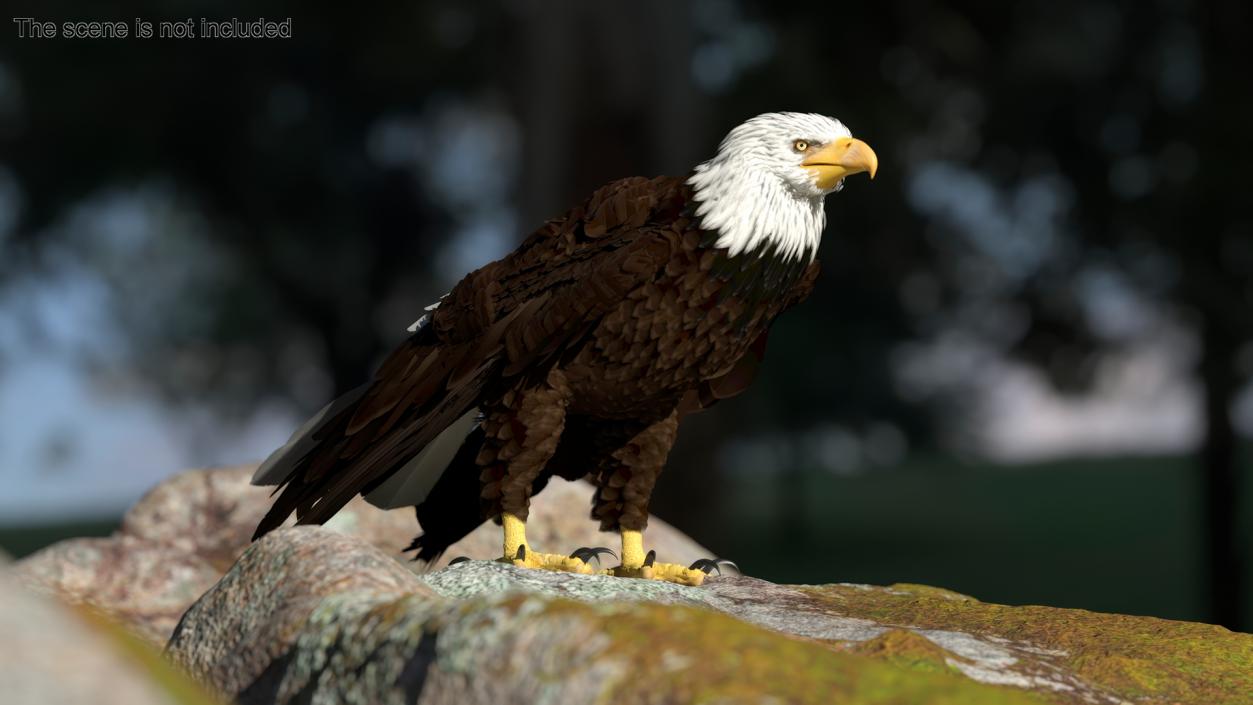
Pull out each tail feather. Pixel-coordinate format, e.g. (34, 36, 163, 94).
(252, 384, 368, 487)
(295, 366, 490, 527)
(251, 332, 498, 541)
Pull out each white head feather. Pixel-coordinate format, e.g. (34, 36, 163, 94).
(688, 112, 855, 262)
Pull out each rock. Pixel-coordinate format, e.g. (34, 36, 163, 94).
(17, 464, 1253, 703)
(168, 526, 1253, 705)
(169, 527, 434, 697)
(14, 535, 224, 644)
(117, 465, 418, 571)
(15, 464, 709, 644)
(0, 553, 220, 705)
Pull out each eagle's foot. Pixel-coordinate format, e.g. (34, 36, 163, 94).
(499, 513, 617, 574)
(503, 544, 596, 574)
(498, 513, 591, 573)
(604, 550, 708, 586)
(604, 530, 715, 586)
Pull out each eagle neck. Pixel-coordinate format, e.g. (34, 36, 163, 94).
(685, 157, 825, 263)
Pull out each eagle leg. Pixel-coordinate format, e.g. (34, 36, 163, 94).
(602, 529, 709, 586)
(576, 411, 705, 584)
(480, 371, 596, 575)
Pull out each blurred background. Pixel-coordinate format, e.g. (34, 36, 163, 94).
(1, 1, 1250, 630)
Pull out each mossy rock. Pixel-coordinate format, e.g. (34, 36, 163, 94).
(236, 591, 1047, 705)
(168, 527, 1253, 705)
(800, 582, 1253, 704)
(848, 628, 967, 676)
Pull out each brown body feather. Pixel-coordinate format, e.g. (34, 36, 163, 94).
(254, 176, 819, 553)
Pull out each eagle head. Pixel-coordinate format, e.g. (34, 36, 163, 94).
(688, 112, 878, 261)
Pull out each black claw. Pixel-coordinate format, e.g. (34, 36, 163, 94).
(569, 546, 617, 565)
(515, 545, 527, 561)
(689, 558, 740, 576)
(643, 549, 657, 568)
(448, 556, 471, 566)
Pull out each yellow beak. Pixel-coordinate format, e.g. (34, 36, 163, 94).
(802, 137, 878, 190)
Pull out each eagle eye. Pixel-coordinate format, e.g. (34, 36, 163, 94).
(792, 140, 809, 152)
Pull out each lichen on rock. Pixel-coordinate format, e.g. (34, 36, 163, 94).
(166, 524, 1253, 705)
(801, 581, 1253, 704)
(169, 530, 1048, 705)
(12, 465, 1253, 704)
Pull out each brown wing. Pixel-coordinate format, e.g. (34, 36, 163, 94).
(253, 176, 691, 537)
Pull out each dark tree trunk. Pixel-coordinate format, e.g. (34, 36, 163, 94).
(1187, 0, 1251, 633)
(1198, 320, 1244, 630)
(506, 0, 704, 229)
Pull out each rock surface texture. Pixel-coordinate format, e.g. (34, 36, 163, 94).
(0, 553, 219, 705)
(168, 525, 1253, 705)
(11, 465, 1253, 704)
(13, 465, 708, 644)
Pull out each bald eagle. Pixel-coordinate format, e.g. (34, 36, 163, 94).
(252, 112, 877, 585)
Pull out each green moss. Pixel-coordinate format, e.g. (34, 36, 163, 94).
(847, 628, 965, 676)
(799, 582, 1253, 705)
(490, 595, 1047, 705)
